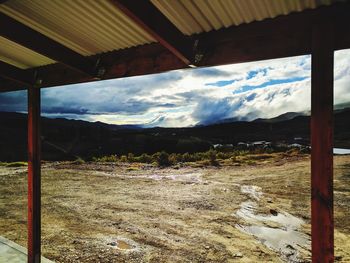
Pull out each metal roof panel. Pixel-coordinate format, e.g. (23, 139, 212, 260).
(0, 0, 343, 70)
(0, 0, 155, 56)
(0, 36, 54, 69)
(151, 0, 341, 35)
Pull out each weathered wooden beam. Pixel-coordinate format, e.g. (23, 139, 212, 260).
(0, 12, 96, 77)
(27, 86, 41, 263)
(0, 60, 32, 86)
(32, 43, 186, 89)
(0, 77, 26, 92)
(112, 0, 194, 65)
(311, 21, 334, 262)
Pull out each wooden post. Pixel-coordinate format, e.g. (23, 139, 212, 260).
(28, 86, 41, 263)
(311, 21, 334, 262)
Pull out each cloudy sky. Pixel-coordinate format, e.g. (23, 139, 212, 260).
(1, 49, 350, 127)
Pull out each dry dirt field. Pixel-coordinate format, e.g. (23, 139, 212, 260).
(0, 155, 349, 262)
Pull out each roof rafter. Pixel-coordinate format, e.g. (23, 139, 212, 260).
(0, 77, 25, 92)
(0, 60, 32, 87)
(0, 12, 97, 77)
(112, 0, 195, 66)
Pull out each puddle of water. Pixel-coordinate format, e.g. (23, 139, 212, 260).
(237, 201, 304, 229)
(241, 185, 262, 201)
(129, 172, 202, 183)
(235, 185, 310, 262)
(169, 172, 202, 182)
(106, 237, 139, 252)
(334, 148, 350, 155)
(237, 225, 310, 262)
(115, 240, 132, 250)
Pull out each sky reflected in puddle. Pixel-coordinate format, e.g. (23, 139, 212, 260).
(235, 185, 310, 262)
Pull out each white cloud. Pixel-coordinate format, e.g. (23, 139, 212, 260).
(0, 49, 349, 127)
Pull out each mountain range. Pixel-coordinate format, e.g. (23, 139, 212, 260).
(0, 107, 349, 161)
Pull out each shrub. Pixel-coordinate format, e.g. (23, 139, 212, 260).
(208, 150, 219, 166)
(4, 162, 28, 167)
(192, 152, 203, 161)
(137, 153, 153, 163)
(182, 152, 195, 162)
(168, 153, 179, 164)
(181, 153, 188, 162)
(92, 155, 118, 162)
(245, 160, 256, 165)
(120, 155, 128, 162)
(127, 153, 135, 162)
(72, 157, 85, 165)
(126, 166, 140, 171)
(156, 151, 171, 167)
(248, 154, 272, 160)
(217, 151, 231, 160)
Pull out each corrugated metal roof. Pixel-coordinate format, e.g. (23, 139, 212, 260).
(151, 0, 340, 35)
(0, 0, 155, 56)
(0, 36, 54, 69)
(0, 0, 343, 70)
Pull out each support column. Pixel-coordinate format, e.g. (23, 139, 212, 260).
(28, 86, 41, 263)
(311, 21, 334, 262)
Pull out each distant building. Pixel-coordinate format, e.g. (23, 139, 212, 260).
(237, 142, 248, 148)
(237, 141, 272, 149)
(289, 143, 303, 149)
(213, 144, 223, 149)
(251, 141, 272, 149)
(213, 144, 234, 151)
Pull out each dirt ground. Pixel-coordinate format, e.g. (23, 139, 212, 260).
(0, 155, 349, 262)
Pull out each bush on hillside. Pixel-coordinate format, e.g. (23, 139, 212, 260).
(155, 151, 171, 167)
(72, 157, 85, 165)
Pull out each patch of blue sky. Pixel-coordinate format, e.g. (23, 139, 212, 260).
(245, 93, 257, 102)
(205, 79, 240, 87)
(246, 67, 271, 79)
(234, 76, 309, 94)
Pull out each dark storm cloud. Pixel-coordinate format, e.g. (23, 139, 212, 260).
(0, 84, 172, 116)
(175, 91, 208, 103)
(192, 97, 245, 125)
(31, 72, 186, 117)
(0, 91, 27, 112)
(156, 103, 177, 108)
(41, 106, 89, 115)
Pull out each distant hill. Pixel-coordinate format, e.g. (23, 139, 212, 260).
(335, 101, 350, 110)
(253, 112, 307, 123)
(196, 116, 243, 126)
(197, 112, 305, 126)
(0, 108, 349, 161)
